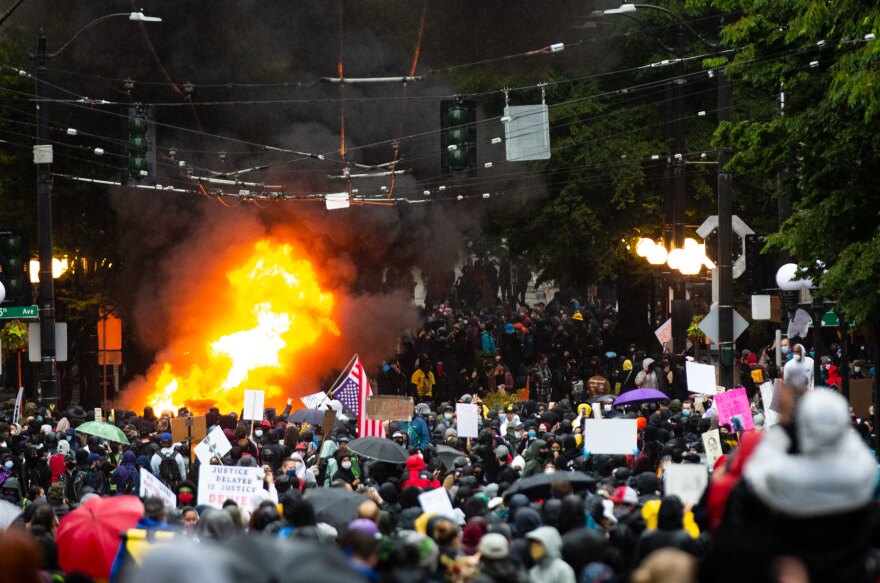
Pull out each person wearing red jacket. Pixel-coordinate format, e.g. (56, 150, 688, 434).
(401, 454, 441, 490)
(49, 440, 70, 484)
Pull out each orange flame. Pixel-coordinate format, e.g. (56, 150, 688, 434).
(139, 239, 340, 414)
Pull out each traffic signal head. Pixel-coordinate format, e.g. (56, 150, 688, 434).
(441, 100, 477, 176)
(0, 230, 29, 306)
(125, 106, 156, 185)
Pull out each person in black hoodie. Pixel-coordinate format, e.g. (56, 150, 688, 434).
(635, 496, 700, 562)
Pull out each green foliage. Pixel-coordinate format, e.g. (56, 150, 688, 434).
(0, 320, 28, 354)
(696, 0, 880, 322)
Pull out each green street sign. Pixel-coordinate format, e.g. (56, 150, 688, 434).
(0, 305, 39, 319)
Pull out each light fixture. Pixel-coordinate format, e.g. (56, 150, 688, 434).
(29, 257, 69, 283)
(775, 262, 814, 291)
(647, 245, 668, 265)
(129, 11, 162, 22)
(636, 238, 654, 258)
(603, 3, 637, 15)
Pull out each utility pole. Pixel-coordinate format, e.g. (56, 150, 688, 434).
(717, 67, 734, 389)
(35, 30, 58, 406)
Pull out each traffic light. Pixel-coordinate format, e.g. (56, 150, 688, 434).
(440, 100, 477, 176)
(0, 229, 29, 306)
(745, 234, 779, 294)
(125, 105, 156, 185)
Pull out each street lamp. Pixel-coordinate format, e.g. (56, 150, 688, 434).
(33, 11, 161, 406)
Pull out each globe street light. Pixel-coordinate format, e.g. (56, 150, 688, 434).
(33, 11, 161, 405)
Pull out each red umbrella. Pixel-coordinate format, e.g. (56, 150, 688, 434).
(56, 495, 144, 579)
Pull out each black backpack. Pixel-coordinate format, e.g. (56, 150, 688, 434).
(158, 451, 180, 488)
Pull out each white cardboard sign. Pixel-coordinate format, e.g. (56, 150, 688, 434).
(194, 426, 233, 465)
(758, 382, 780, 428)
(686, 361, 718, 395)
(243, 389, 265, 421)
(455, 403, 480, 438)
(139, 468, 177, 509)
(582, 419, 637, 455)
(419, 487, 454, 516)
(301, 391, 330, 409)
(664, 463, 709, 506)
(701, 429, 723, 468)
(197, 464, 264, 510)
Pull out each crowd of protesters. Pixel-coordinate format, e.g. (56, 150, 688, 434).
(0, 293, 878, 583)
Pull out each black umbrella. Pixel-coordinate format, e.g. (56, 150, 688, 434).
(505, 471, 597, 500)
(433, 444, 467, 469)
(289, 409, 327, 425)
(304, 487, 369, 530)
(346, 436, 409, 464)
(219, 534, 367, 583)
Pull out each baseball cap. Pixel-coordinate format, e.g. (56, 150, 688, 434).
(159, 432, 172, 442)
(478, 533, 509, 559)
(392, 431, 404, 438)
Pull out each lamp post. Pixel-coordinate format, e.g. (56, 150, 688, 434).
(32, 11, 161, 406)
(600, 4, 732, 383)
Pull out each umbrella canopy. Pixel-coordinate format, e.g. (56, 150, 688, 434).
(304, 488, 369, 530)
(220, 534, 367, 583)
(505, 471, 597, 500)
(56, 495, 144, 579)
(613, 388, 669, 406)
(75, 420, 130, 444)
(289, 409, 327, 425)
(433, 444, 467, 469)
(346, 436, 408, 464)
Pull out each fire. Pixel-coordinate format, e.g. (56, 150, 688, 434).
(141, 239, 340, 414)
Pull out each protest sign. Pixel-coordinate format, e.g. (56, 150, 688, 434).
(456, 403, 480, 438)
(664, 464, 709, 506)
(243, 390, 265, 421)
(194, 426, 233, 465)
(758, 382, 780, 428)
(301, 391, 330, 409)
(94, 408, 103, 423)
(139, 467, 177, 509)
(714, 387, 754, 430)
(419, 487, 454, 516)
(701, 429, 723, 468)
(593, 404, 603, 419)
(171, 415, 207, 446)
(366, 396, 414, 421)
(197, 464, 264, 510)
(654, 318, 672, 346)
(582, 419, 637, 455)
(685, 361, 718, 395)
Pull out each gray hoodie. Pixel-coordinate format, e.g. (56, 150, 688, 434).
(525, 526, 576, 583)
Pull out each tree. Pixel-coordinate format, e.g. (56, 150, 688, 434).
(702, 0, 880, 323)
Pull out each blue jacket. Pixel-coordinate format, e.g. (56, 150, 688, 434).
(482, 331, 497, 355)
(398, 416, 430, 451)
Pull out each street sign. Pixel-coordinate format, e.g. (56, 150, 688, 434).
(698, 306, 749, 345)
(27, 322, 68, 362)
(0, 305, 38, 319)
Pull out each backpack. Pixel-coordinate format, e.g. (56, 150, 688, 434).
(158, 451, 180, 488)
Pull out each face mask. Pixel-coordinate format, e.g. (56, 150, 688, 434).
(65, 435, 72, 441)
(528, 432, 536, 439)
(286, 470, 297, 478)
(795, 354, 803, 362)
(544, 468, 556, 474)
(603, 404, 612, 412)
(781, 345, 790, 355)
(682, 410, 691, 417)
(3, 461, 12, 469)
(178, 492, 194, 504)
(855, 367, 862, 373)
(255, 430, 263, 438)
(444, 413, 453, 420)
(341, 461, 352, 470)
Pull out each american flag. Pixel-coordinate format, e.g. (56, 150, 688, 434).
(332, 356, 385, 437)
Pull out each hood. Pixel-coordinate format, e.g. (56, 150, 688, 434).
(524, 439, 547, 461)
(745, 391, 876, 517)
(514, 507, 542, 536)
(2, 476, 21, 496)
(526, 526, 563, 559)
(121, 450, 137, 465)
(406, 454, 426, 472)
(642, 358, 655, 371)
(623, 360, 633, 371)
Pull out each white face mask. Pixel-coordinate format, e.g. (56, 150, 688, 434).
(255, 430, 263, 438)
(781, 345, 790, 355)
(341, 461, 352, 470)
(794, 353, 803, 362)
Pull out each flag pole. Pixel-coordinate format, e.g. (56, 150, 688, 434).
(326, 353, 359, 398)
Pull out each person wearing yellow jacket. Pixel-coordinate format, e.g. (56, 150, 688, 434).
(411, 364, 435, 401)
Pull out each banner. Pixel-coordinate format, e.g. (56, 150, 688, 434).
(714, 387, 754, 431)
(194, 426, 233, 465)
(455, 403, 480, 438)
(197, 465, 264, 510)
(139, 468, 176, 509)
(366, 396, 414, 421)
(582, 419, 637, 455)
(654, 318, 672, 346)
(301, 391, 330, 410)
